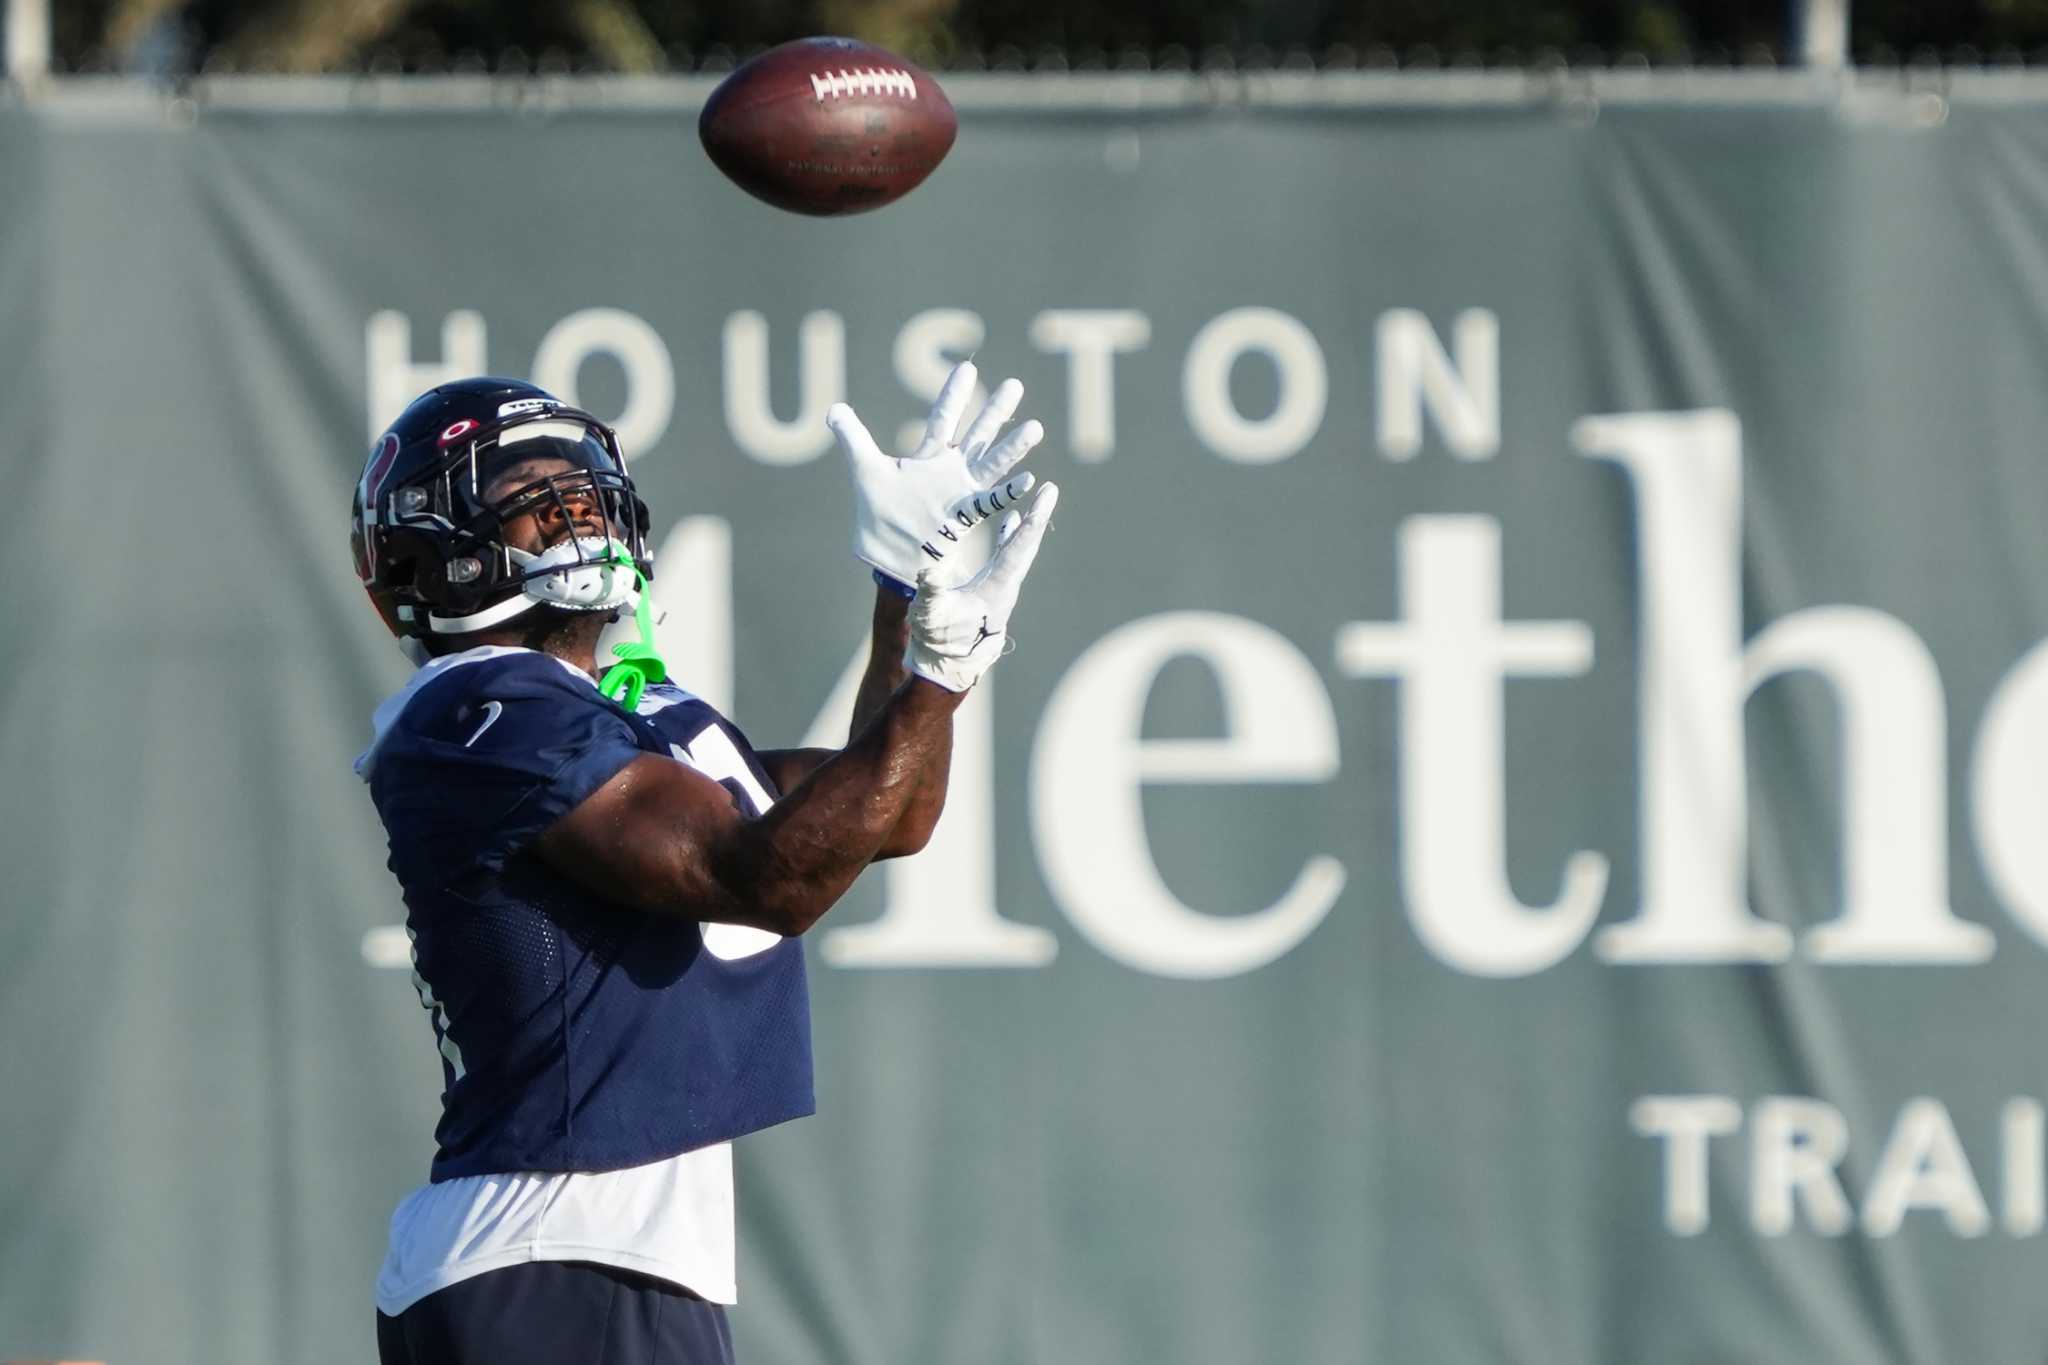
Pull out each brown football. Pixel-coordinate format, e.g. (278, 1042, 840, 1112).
(698, 37, 957, 217)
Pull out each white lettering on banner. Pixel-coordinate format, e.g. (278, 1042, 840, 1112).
(1375, 308, 1500, 461)
(1748, 609, 1982, 962)
(801, 648, 1056, 968)
(722, 310, 844, 464)
(894, 308, 987, 453)
(1183, 307, 1327, 464)
(1971, 641, 2048, 949)
(1578, 411, 1990, 965)
(366, 310, 486, 441)
(1336, 517, 1605, 978)
(355, 308, 2048, 978)
(2006, 1100, 2045, 1236)
(1752, 1097, 1855, 1236)
(1862, 1098, 1991, 1237)
(1636, 1096, 2041, 1239)
(646, 516, 733, 716)
(1629, 1095, 1743, 1235)
(532, 307, 675, 455)
(1577, 411, 1787, 962)
(1031, 613, 1345, 979)
(1027, 309, 1151, 462)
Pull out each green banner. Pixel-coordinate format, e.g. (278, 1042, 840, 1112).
(6, 82, 2048, 1365)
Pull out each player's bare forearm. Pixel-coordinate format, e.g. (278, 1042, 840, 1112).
(853, 587, 949, 854)
(737, 676, 959, 920)
(760, 585, 950, 859)
(852, 586, 914, 729)
(815, 361, 1053, 861)
(537, 677, 963, 935)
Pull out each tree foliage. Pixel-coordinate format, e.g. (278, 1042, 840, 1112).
(47, 0, 2048, 74)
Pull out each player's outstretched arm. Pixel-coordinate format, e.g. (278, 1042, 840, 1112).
(757, 360, 1044, 856)
(757, 584, 939, 860)
(536, 484, 1059, 936)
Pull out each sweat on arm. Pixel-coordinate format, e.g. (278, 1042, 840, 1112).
(535, 676, 964, 936)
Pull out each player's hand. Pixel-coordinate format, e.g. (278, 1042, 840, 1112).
(828, 361, 1043, 593)
(906, 483, 1059, 692)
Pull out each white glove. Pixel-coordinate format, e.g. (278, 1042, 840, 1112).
(828, 360, 1043, 591)
(907, 484, 1060, 692)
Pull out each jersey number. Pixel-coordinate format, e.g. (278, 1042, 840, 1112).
(671, 727, 775, 817)
(672, 727, 785, 960)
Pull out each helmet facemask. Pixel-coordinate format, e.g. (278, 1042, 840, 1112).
(375, 414, 654, 638)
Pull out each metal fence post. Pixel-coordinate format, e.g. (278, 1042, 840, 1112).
(5, 0, 50, 82)
(1798, 0, 1851, 70)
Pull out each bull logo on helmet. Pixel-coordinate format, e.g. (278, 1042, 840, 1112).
(360, 432, 402, 510)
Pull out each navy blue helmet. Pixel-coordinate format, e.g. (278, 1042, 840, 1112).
(351, 378, 653, 640)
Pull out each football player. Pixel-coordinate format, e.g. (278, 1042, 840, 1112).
(350, 362, 1055, 1365)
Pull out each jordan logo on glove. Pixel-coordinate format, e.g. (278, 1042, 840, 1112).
(904, 483, 1060, 693)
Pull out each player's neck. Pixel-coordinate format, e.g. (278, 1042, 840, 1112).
(441, 611, 608, 680)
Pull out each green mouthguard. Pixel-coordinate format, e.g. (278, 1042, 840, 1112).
(597, 546, 667, 711)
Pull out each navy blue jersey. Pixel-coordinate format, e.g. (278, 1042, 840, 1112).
(358, 647, 814, 1182)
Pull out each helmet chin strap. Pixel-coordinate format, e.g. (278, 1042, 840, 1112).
(596, 546, 667, 711)
(427, 536, 642, 636)
(420, 541, 667, 709)
(426, 591, 547, 636)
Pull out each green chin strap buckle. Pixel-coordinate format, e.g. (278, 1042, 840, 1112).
(597, 547, 667, 712)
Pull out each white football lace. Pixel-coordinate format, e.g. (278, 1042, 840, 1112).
(809, 67, 918, 102)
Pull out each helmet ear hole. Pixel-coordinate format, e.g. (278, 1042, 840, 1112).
(415, 544, 505, 617)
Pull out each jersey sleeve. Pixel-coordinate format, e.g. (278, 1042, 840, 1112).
(370, 654, 647, 890)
